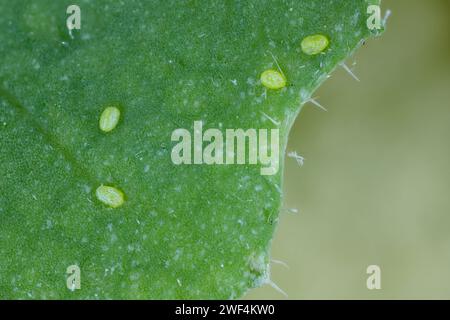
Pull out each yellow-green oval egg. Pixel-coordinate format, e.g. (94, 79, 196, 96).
(99, 107, 121, 132)
(95, 185, 125, 208)
(260, 69, 287, 90)
(301, 34, 329, 55)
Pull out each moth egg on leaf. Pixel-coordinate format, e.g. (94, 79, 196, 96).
(99, 106, 121, 132)
(301, 34, 329, 55)
(95, 185, 125, 208)
(260, 69, 286, 90)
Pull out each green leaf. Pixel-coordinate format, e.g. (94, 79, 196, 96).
(0, 0, 380, 299)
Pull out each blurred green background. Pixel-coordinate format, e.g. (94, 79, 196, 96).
(246, 0, 450, 299)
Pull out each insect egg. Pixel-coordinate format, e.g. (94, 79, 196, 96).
(260, 69, 287, 90)
(301, 34, 329, 55)
(95, 185, 125, 208)
(99, 106, 121, 132)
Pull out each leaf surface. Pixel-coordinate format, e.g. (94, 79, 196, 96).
(0, 0, 380, 299)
